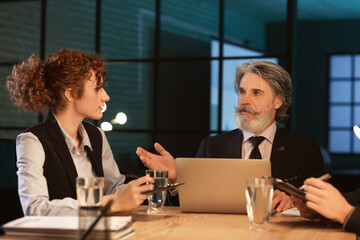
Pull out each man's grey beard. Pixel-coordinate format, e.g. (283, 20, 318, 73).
(235, 105, 274, 133)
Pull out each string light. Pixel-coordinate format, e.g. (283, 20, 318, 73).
(101, 121, 113, 131)
(115, 112, 127, 125)
(101, 102, 107, 113)
(354, 125, 360, 139)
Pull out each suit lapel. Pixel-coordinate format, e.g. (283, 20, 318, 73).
(46, 112, 78, 194)
(270, 127, 287, 176)
(229, 129, 243, 158)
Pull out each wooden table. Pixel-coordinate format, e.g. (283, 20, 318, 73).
(127, 206, 356, 240)
(0, 206, 355, 240)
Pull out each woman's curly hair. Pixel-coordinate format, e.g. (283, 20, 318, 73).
(7, 49, 106, 113)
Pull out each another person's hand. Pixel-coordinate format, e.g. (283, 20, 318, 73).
(299, 178, 354, 224)
(104, 175, 154, 213)
(136, 142, 176, 182)
(290, 195, 324, 219)
(272, 189, 293, 212)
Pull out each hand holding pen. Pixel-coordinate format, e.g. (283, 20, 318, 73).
(299, 173, 332, 190)
(292, 174, 354, 224)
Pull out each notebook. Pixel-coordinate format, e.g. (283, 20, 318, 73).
(175, 158, 271, 214)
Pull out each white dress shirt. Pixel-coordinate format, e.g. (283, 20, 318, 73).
(16, 120, 125, 216)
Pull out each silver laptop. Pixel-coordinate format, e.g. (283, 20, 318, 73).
(175, 158, 271, 214)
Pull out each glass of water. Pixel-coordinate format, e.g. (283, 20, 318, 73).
(146, 170, 169, 214)
(76, 177, 108, 239)
(245, 177, 274, 231)
(76, 177, 104, 207)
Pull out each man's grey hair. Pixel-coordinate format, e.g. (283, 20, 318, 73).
(234, 61, 292, 123)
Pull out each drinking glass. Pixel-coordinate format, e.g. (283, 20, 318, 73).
(245, 177, 274, 231)
(76, 177, 108, 239)
(146, 170, 169, 214)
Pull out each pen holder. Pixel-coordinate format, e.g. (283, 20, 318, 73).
(76, 177, 109, 240)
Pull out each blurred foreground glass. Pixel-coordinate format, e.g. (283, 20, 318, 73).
(245, 178, 274, 231)
(146, 170, 168, 214)
(76, 177, 108, 239)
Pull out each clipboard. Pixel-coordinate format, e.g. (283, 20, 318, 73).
(142, 182, 185, 195)
(273, 173, 331, 201)
(273, 179, 306, 201)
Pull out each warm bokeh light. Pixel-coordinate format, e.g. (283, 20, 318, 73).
(115, 112, 127, 125)
(101, 102, 107, 113)
(101, 121, 113, 131)
(354, 125, 360, 139)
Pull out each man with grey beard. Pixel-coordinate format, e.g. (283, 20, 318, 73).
(137, 61, 324, 212)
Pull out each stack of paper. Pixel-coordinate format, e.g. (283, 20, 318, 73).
(3, 216, 134, 239)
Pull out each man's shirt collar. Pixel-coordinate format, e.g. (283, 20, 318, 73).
(242, 121, 277, 144)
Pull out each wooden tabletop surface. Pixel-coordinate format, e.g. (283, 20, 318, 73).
(127, 206, 356, 240)
(0, 206, 356, 240)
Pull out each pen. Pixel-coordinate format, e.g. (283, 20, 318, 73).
(78, 199, 114, 240)
(141, 182, 185, 195)
(299, 173, 332, 190)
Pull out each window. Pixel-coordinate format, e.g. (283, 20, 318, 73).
(0, 0, 288, 175)
(328, 54, 360, 154)
(210, 40, 278, 132)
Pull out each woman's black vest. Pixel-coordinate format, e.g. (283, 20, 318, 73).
(24, 112, 104, 200)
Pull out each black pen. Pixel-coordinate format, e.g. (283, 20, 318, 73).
(78, 199, 114, 240)
(141, 182, 185, 195)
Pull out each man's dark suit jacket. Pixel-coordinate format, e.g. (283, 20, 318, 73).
(343, 190, 360, 235)
(196, 127, 324, 188)
(168, 126, 324, 206)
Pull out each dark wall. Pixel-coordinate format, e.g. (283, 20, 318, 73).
(268, 19, 360, 170)
(155, 31, 211, 159)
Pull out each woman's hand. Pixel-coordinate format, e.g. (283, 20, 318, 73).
(104, 175, 154, 213)
(136, 143, 177, 182)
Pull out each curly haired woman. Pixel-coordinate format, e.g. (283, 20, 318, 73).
(7, 49, 152, 216)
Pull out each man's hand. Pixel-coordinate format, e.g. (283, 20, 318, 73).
(105, 175, 154, 213)
(272, 189, 294, 212)
(136, 142, 176, 182)
(299, 178, 354, 224)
